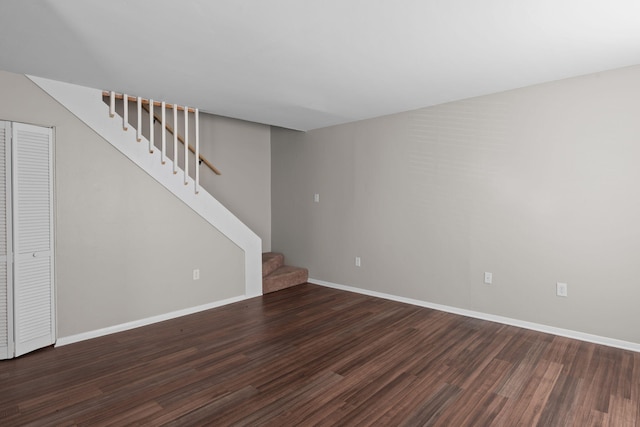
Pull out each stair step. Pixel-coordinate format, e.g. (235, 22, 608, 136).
(262, 252, 284, 278)
(263, 265, 309, 294)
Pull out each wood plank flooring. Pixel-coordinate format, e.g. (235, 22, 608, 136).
(1, 283, 639, 426)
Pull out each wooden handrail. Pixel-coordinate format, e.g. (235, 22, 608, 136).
(103, 92, 221, 175)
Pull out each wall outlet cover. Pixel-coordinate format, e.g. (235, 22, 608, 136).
(484, 272, 493, 284)
(556, 282, 568, 297)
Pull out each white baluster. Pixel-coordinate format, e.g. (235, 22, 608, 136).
(195, 108, 199, 194)
(184, 106, 189, 185)
(173, 105, 178, 174)
(161, 101, 166, 164)
(122, 94, 129, 130)
(149, 99, 154, 153)
(136, 97, 142, 141)
(109, 91, 115, 117)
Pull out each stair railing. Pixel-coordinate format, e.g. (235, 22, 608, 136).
(103, 91, 221, 194)
(138, 103, 222, 175)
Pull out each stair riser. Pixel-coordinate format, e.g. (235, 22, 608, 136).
(262, 253, 284, 277)
(263, 269, 309, 294)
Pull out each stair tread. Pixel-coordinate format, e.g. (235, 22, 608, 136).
(262, 252, 283, 262)
(266, 265, 307, 278)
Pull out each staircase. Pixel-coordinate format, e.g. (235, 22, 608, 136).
(262, 253, 308, 293)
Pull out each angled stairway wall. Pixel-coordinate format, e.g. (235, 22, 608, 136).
(30, 76, 262, 302)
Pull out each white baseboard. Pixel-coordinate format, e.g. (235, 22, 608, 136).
(309, 278, 640, 353)
(55, 295, 249, 347)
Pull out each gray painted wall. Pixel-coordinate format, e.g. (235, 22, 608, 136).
(272, 65, 640, 344)
(199, 115, 271, 252)
(0, 70, 247, 338)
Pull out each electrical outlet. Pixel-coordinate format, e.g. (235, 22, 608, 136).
(484, 272, 492, 284)
(556, 282, 568, 297)
(193, 269, 200, 280)
(355, 257, 361, 267)
(314, 193, 320, 203)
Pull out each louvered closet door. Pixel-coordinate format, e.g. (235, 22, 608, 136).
(0, 121, 12, 359)
(12, 123, 54, 357)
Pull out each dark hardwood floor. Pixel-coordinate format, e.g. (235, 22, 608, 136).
(1, 284, 639, 426)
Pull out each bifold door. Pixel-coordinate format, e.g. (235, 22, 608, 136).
(0, 121, 55, 359)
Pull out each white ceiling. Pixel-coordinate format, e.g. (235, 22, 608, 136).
(1, 0, 640, 131)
